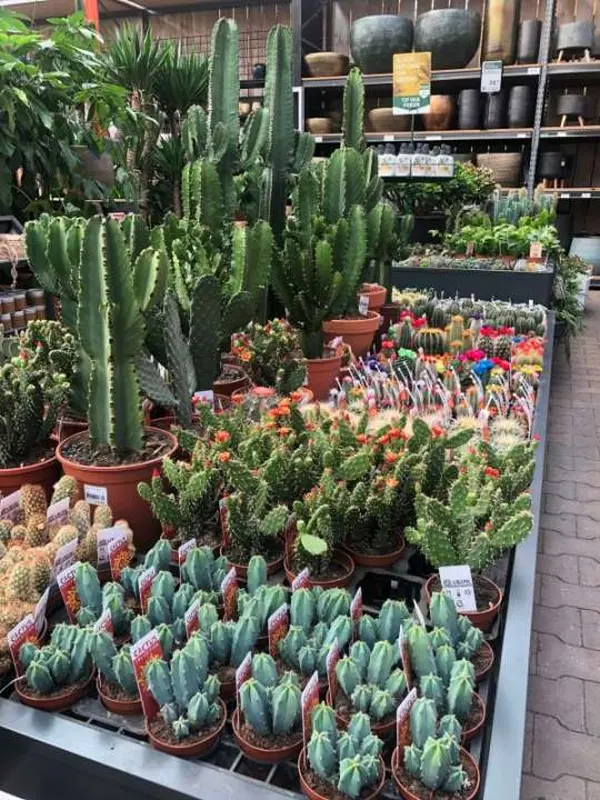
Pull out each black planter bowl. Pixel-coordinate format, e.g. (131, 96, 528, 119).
(556, 20, 594, 55)
(483, 90, 507, 129)
(537, 151, 567, 180)
(556, 93, 595, 120)
(350, 15, 413, 74)
(517, 19, 541, 63)
(508, 85, 535, 128)
(414, 8, 481, 70)
(458, 89, 481, 130)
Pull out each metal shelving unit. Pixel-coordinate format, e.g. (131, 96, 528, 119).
(310, 128, 532, 144)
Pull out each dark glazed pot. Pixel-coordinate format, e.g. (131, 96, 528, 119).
(557, 93, 594, 120)
(350, 15, 413, 74)
(508, 85, 535, 128)
(482, 0, 521, 65)
(517, 19, 541, 63)
(537, 151, 566, 179)
(556, 21, 594, 55)
(483, 90, 507, 129)
(413, 9, 481, 70)
(458, 89, 481, 130)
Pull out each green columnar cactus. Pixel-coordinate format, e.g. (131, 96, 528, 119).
(22, 626, 92, 695)
(342, 68, 365, 152)
(113, 646, 139, 696)
(240, 662, 301, 739)
(89, 630, 118, 685)
(406, 623, 438, 681)
(183, 547, 228, 593)
(413, 328, 446, 356)
(378, 600, 410, 644)
(208, 617, 260, 669)
(335, 639, 406, 722)
(75, 562, 102, 615)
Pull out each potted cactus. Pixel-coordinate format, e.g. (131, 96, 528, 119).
(232, 655, 303, 763)
(75, 565, 135, 644)
(144, 636, 226, 757)
(237, 554, 287, 646)
(299, 705, 386, 800)
(198, 608, 260, 699)
(181, 545, 228, 607)
(391, 697, 480, 800)
(51, 216, 178, 552)
(16, 624, 94, 711)
(89, 633, 141, 714)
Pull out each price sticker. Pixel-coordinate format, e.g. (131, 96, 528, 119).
(517, 133, 528, 139)
(439, 565, 477, 612)
(557, 131, 567, 138)
(425, 135, 442, 141)
(314, 136, 323, 144)
(527, 66, 540, 75)
(582, 192, 591, 198)
(84, 484, 108, 505)
(383, 134, 395, 142)
(529, 242, 543, 260)
(358, 294, 369, 316)
(560, 193, 571, 199)
(481, 60, 503, 94)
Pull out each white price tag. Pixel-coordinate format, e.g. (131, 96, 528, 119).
(557, 131, 567, 137)
(314, 136, 323, 144)
(561, 193, 571, 199)
(358, 294, 369, 316)
(193, 390, 214, 406)
(582, 192, 591, 198)
(84, 484, 107, 505)
(481, 60, 503, 93)
(383, 134, 395, 142)
(425, 135, 442, 141)
(527, 66, 540, 75)
(439, 565, 477, 612)
(46, 497, 70, 527)
(517, 133, 528, 138)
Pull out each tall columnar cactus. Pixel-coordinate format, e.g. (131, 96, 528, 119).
(342, 68, 365, 152)
(335, 639, 406, 722)
(240, 657, 301, 738)
(208, 616, 260, 669)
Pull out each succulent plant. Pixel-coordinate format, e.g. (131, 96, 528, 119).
(208, 615, 260, 670)
(357, 600, 411, 650)
(307, 705, 383, 798)
(239, 655, 301, 738)
(88, 631, 138, 698)
(20, 625, 92, 694)
(335, 639, 406, 722)
(429, 591, 484, 663)
(182, 546, 228, 596)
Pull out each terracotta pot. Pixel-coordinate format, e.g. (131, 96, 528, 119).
(326, 689, 396, 738)
(213, 374, 248, 398)
(359, 283, 387, 312)
(322, 311, 382, 358)
(148, 415, 177, 432)
(305, 355, 342, 401)
(56, 427, 178, 553)
(232, 709, 303, 764)
(305, 52, 349, 78)
(299, 748, 386, 800)
(219, 677, 236, 702)
(147, 698, 227, 757)
(474, 640, 495, 682)
(367, 108, 410, 133)
(425, 574, 503, 633)
(53, 416, 88, 443)
(284, 550, 355, 589)
(221, 548, 284, 580)
(422, 96, 455, 131)
(462, 692, 487, 743)
(391, 746, 480, 800)
(306, 117, 338, 135)
(0, 453, 60, 503)
(96, 675, 142, 715)
(345, 537, 406, 568)
(16, 671, 94, 712)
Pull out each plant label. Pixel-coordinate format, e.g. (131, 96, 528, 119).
(46, 497, 70, 527)
(292, 567, 311, 590)
(7, 614, 39, 675)
(326, 641, 341, 704)
(268, 603, 289, 658)
(529, 242, 543, 260)
(398, 625, 413, 691)
(193, 389, 214, 406)
(184, 598, 201, 639)
(57, 563, 80, 623)
(235, 651, 252, 711)
(107, 534, 131, 581)
(0, 489, 21, 523)
(83, 484, 108, 505)
(130, 629, 163, 720)
(138, 566, 157, 614)
(481, 60, 503, 93)
(221, 567, 237, 620)
(413, 599, 427, 628)
(358, 294, 369, 316)
(94, 609, 114, 637)
(97, 526, 125, 564)
(439, 565, 477, 612)
(177, 538, 196, 577)
(33, 587, 49, 635)
(396, 686, 418, 748)
(50, 538, 78, 582)
(219, 496, 231, 550)
(301, 671, 320, 754)
(350, 588, 362, 640)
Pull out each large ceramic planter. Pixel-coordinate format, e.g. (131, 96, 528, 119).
(425, 574, 503, 633)
(284, 550, 355, 589)
(0, 452, 60, 502)
(538, 151, 566, 180)
(232, 709, 303, 764)
(97, 675, 142, 715)
(350, 15, 413, 74)
(557, 93, 594, 121)
(556, 21, 594, 56)
(345, 537, 406, 568)
(305, 355, 342, 401)
(359, 283, 387, 312)
(517, 19, 541, 63)
(482, 0, 521, 65)
(422, 95, 455, 131)
(508, 85, 535, 128)
(305, 52, 349, 78)
(147, 698, 227, 757)
(56, 427, 178, 553)
(458, 89, 481, 130)
(414, 9, 481, 69)
(322, 311, 381, 358)
(16, 671, 94, 712)
(299, 749, 386, 800)
(391, 746, 480, 800)
(367, 108, 410, 133)
(483, 90, 507, 129)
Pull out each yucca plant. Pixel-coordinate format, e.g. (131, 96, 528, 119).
(154, 42, 208, 136)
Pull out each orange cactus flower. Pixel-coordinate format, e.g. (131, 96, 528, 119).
(277, 405, 291, 416)
(431, 425, 444, 438)
(214, 430, 231, 443)
(385, 478, 399, 489)
(277, 427, 292, 437)
(376, 434, 390, 446)
(384, 450, 399, 464)
(218, 451, 232, 463)
(356, 434, 368, 444)
(484, 466, 500, 479)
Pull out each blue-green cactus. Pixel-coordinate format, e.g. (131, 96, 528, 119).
(420, 673, 445, 714)
(113, 646, 138, 696)
(75, 562, 102, 615)
(279, 626, 308, 669)
(89, 630, 119, 685)
(22, 626, 92, 695)
(131, 615, 152, 643)
(290, 588, 316, 632)
(120, 565, 142, 599)
(323, 616, 352, 651)
(143, 539, 172, 573)
(358, 615, 379, 650)
(366, 640, 396, 687)
(429, 592, 461, 648)
(349, 641, 370, 680)
(337, 657, 362, 698)
(378, 600, 410, 644)
(198, 602, 219, 635)
(406, 624, 438, 681)
(410, 698, 438, 749)
(252, 653, 279, 688)
(246, 554, 267, 596)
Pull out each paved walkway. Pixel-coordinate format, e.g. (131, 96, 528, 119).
(521, 292, 600, 800)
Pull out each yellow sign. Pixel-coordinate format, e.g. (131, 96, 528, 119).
(393, 52, 431, 115)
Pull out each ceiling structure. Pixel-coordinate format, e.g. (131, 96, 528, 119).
(1, 0, 274, 21)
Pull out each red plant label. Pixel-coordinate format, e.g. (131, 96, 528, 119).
(57, 564, 80, 623)
(0, 489, 21, 523)
(107, 534, 131, 581)
(399, 625, 413, 692)
(326, 641, 341, 704)
(33, 587, 49, 635)
(7, 614, 39, 675)
(184, 599, 200, 639)
(350, 588, 362, 640)
(94, 609, 114, 637)
(50, 538, 78, 582)
(268, 603, 289, 659)
(138, 566, 157, 613)
(46, 497, 70, 527)
(130, 629, 164, 720)
(292, 568, 311, 590)
(396, 687, 418, 748)
(178, 538, 196, 577)
(301, 671, 320, 752)
(235, 651, 252, 711)
(219, 497, 231, 549)
(221, 567, 237, 621)
(97, 526, 125, 564)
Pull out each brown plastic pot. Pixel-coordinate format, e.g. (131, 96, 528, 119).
(16, 671, 94, 712)
(391, 745, 480, 800)
(96, 675, 142, 715)
(213, 374, 248, 398)
(322, 311, 382, 358)
(474, 640, 495, 682)
(299, 749, 386, 800)
(0, 452, 60, 502)
(326, 689, 396, 738)
(219, 677, 236, 702)
(305, 354, 342, 401)
(284, 550, 355, 589)
(345, 537, 406, 568)
(462, 692, 486, 743)
(147, 698, 227, 757)
(232, 709, 303, 764)
(56, 427, 178, 553)
(422, 95, 455, 131)
(221, 548, 284, 580)
(425, 574, 503, 633)
(52, 416, 88, 443)
(359, 283, 387, 312)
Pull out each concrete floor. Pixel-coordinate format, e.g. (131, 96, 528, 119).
(521, 292, 600, 800)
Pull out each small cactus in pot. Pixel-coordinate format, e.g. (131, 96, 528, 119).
(88, 631, 140, 712)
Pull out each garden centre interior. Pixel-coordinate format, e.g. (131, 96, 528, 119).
(0, 0, 599, 799)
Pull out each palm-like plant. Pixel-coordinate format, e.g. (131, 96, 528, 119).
(154, 43, 209, 136)
(105, 25, 168, 110)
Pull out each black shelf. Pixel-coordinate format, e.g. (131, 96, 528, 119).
(540, 125, 600, 139)
(547, 61, 600, 81)
(311, 129, 532, 144)
(541, 188, 600, 199)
